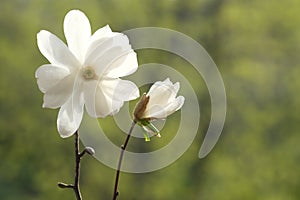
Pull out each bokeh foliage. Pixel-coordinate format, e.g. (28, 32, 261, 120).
(0, 0, 300, 199)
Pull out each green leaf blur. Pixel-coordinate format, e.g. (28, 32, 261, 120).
(1, 0, 299, 199)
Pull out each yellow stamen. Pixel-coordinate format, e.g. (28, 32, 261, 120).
(82, 66, 96, 80)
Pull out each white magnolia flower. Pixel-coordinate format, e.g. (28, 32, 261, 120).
(134, 78, 184, 141)
(35, 10, 139, 138)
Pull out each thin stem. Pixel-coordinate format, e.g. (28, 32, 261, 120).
(112, 121, 136, 200)
(58, 131, 83, 200)
(74, 131, 82, 200)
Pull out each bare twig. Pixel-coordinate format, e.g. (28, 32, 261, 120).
(112, 121, 136, 200)
(58, 131, 83, 200)
(74, 131, 82, 200)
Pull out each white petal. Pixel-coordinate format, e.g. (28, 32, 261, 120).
(164, 78, 172, 84)
(170, 82, 180, 99)
(87, 32, 130, 60)
(42, 74, 75, 109)
(105, 51, 138, 78)
(146, 96, 185, 119)
(89, 25, 118, 44)
(85, 38, 114, 66)
(57, 88, 84, 138)
(85, 33, 132, 76)
(93, 46, 125, 76)
(101, 78, 139, 101)
(92, 25, 112, 39)
(83, 80, 113, 118)
(84, 78, 139, 118)
(35, 64, 70, 93)
(85, 25, 117, 63)
(162, 78, 180, 100)
(166, 96, 185, 113)
(64, 10, 91, 64)
(37, 30, 79, 69)
(147, 80, 176, 107)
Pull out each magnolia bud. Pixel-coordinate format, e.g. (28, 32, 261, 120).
(133, 93, 150, 122)
(85, 147, 95, 156)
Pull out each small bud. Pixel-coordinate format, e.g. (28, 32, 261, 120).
(85, 147, 95, 156)
(58, 182, 73, 189)
(133, 93, 150, 121)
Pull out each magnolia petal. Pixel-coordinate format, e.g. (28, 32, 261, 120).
(161, 96, 185, 117)
(93, 46, 125, 76)
(167, 95, 185, 113)
(146, 96, 185, 119)
(161, 81, 180, 103)
(105, 51, 138, 78)
(35, 64, 70, 93)
(85, 26, 117, 63)
(42, 74, 75, 109)
(86, 33, 129, 62)
(57, 90, 84, 138)
(84, 78, 139, 118)
(85, 38, 114, 66)
(83, 80, 116, 118)
(101, 78, 140, 102)
(64, 10, 91, 64)
(91, 25, 112, 40)
(170, 82, 180, 99)
(147, 78, 174, 95)
(147, 79, 177, 108)
(37, 30, 79, 69)
(85, 34, 132, 76)
(89, 25, 119, 45)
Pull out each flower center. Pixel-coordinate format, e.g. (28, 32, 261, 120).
(81, 66, 96, 80)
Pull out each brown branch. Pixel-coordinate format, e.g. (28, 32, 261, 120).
(58, 131, 83, 200)
(74, 131, 82, 200)
(112, 121, 136, 200)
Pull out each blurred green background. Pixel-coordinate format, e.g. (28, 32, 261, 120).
(1, 0, 300, 199)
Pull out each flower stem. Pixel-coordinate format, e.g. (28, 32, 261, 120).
(74, 131, 82, 200)
(58, 131, 83, 200)
(112, 121, 136, 200)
